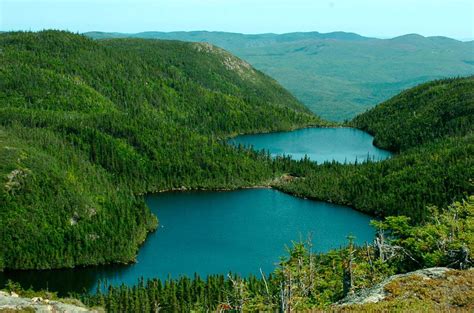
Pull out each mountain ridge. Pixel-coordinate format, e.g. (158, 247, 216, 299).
(84, 30, 474, 121)
(85, 30, 471, 43)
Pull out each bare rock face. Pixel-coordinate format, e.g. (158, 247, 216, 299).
(0, 291, 101, 312)
(338, 267, 451, 306)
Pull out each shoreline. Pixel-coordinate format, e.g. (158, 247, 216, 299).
(146, 174, 380, 220)
(5, 125, 381, 274)
(222, 121, 341, 140)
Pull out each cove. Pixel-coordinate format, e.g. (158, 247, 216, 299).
(0, 189, 374, 295)
(229, 127, 392, 163)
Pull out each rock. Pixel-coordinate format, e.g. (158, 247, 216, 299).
(0, 291, 100, 312)
(338, 267, 451, 306)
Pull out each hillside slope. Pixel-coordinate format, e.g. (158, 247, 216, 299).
(86, 31, 474, 120)
(0, 30, 321, 270)
(352, 77, 474, 151)
(278, 77, 474, 221)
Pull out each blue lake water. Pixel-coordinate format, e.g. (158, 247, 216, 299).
(0, 127, 389, 295)
(0, 189, 374, 295)
(230, 127, 392, 163)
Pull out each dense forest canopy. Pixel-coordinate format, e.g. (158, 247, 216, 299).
(0, 30, 322, 270)
(1, 31, 472, 271)
(0, 30, 472, 312)
(351, 77, 474, 151)
(278, 77, 474, 222)
(74, 77, 474, 311)
(85, 31, 474, 121)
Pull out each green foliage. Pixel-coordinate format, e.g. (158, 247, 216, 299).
(0, 31, 474, 312)
(85, 31, 474, 121)
(79, 274, 275, 312)
(277, 135, 473, 221)
(3, 280, 59, 301)
(351, 77, 474, 151)
(0, 30, 321, 270)
(277, 77, 474, 222)
(76, 196, 473, 312)
(372, 196, 474, 271)
(1, 30, 472, 311)
(0, 127, 157, 269)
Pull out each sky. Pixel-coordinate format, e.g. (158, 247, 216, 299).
(1, 0, 473, 40)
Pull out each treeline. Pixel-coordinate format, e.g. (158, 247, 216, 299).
(277, 135, 473, 222)
(277, 77, 474, 222)
(0, 30, 322, 270)
(350, 77, 474, 151)
(84, 274, 273, 312)
(0, 127, 157, 269)
(77, 196, 473, 312)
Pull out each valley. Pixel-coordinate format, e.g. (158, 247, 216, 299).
(0, 30, 472, 312)
(1, 125, 392, 294)
(86, 31, 474, 120)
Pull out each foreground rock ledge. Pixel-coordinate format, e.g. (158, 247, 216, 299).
(0, 291, 100, 313)
(337, 267, 474, 310)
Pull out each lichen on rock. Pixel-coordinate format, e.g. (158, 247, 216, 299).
(0, 291, 101, 313)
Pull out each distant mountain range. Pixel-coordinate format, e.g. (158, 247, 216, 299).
(86, 31, 474, 121)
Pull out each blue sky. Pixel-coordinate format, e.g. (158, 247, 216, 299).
(1, 0, 473, 40)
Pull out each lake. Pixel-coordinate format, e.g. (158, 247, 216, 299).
(0, 127, 389, 295)
(229, 127, 392, 163)
(0, 189, 375, 295)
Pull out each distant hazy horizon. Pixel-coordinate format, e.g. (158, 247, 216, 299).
(1, 28, 473, 43)
(83, 30, 474, 42)
(1, 0, 472, 41)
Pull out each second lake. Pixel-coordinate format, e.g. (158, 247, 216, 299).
(229, 127, 392, 163)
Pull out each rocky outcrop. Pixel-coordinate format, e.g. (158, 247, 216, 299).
(338, 267, 451, 306)
(0, 291, 100, 312)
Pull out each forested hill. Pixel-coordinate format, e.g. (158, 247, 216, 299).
(85, 31, 474, 121)
(279, 77, 473, 222)
(0, 30, 321, 270)
(1, 31, 318, 134)
(351, 77, 474, 151)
